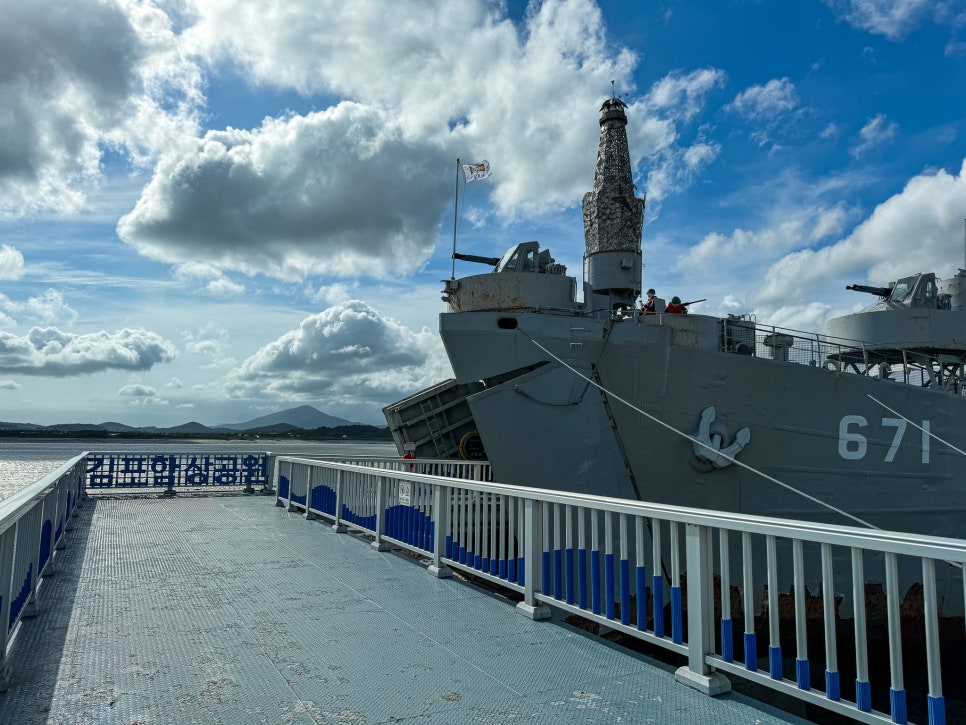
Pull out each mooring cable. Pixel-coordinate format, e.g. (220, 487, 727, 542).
(518, 329, 879, 530)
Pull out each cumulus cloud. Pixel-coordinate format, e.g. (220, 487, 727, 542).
(118, 0, 724, 277)
(0, 327, 176, 376)
(183, 0, 641, 219)
(0, 289, 77, 326)
(645, 68, 727, 122)
(118, 381, 171, 407)
(118, 105, 452, 280)
(223, 300, 449, 415)
(118, 382, 155, 397)
(0, 379, 21, 390)
(754, 160, 966, 311)
(0, 0, 201, 216)
(729, 78, 799, 120)
(667, 157, 966, 330)
(8, 0, 724, 286)
(0, 245, 24, 280)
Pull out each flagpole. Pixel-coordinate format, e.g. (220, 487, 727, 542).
(452, 158, 460, 279)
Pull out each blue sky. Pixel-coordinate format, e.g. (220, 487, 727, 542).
(2, 0, 966, 427)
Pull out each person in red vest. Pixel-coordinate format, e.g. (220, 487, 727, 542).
(665, 296, 687, 314)
(640, 288, 666, 315)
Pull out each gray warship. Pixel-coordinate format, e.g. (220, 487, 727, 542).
(384, 96, 966, 601)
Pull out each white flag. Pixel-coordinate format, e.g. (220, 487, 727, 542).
(461, 160, 492, 182)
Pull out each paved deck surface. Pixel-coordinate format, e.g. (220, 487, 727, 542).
(0, 493, 810, 724)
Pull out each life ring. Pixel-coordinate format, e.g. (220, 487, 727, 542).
(458, 431, 486, 460)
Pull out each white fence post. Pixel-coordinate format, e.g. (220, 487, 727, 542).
(428, 485, 452, 578)
(675, 523, 730, 695)
(371, 475, 391, 552)
(332, 470, 347, 533)
(516, 498, 550, 620)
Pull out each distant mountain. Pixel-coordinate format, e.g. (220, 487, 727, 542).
(0, 421, 44, 431)
(0, 405, 384, 438)
(159, 421, 220, 434)
(47, 423, 108, 432)
(98, 421, 140, 432)
(218, 405, 355, 431)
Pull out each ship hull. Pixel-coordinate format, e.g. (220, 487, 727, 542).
(441, 309, 966, 612)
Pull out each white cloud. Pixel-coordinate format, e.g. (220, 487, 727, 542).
(634, 70, 726, 205)
(666, 158, 966, 330)
(183, 322, 230, 361)
(823, 0, 941, 41)
(206, 277, 245, 295)
(0, 289, 77, 326)
(118, 382, 156, 397)
(729, 78, 798, 120)
(222, 300, 449, 418)
(646, 68, 727, 121)
(6, 0, 727, 287)
(0, 379, 21, 391)
(0, 245, 24, 280)
(0, 327, 176, 376)
(850, 113, 898, 157)
(0, 0, 201, 217)
(313, 283, 356, 306)
(117, 381, 170, 407)
(172, 0, 643, 227)
(754, 159, 966, 311)
(118, 105, 452, 281)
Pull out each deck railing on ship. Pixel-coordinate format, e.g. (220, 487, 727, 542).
(635, 311, 966, 392)
(3, 449, 963, 724)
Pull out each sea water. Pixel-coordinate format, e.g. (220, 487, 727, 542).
(0, 438, 397, 502)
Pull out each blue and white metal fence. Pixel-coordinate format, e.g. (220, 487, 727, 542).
(275, 455, 966, 725)
(2, 448, 963, 724)
(0, 454, 86, 690)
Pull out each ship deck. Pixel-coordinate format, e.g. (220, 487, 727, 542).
(0, 491, 809, 724)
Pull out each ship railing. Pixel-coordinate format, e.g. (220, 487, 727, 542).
(274, 455, 964, 725)
(0, 453, 87, 689)
(721, 317, 965, 390)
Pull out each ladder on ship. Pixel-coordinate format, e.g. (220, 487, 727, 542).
(419, 399, 448, 457)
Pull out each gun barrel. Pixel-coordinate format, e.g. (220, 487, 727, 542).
(846, 284, 891, 297)
(453, 252, 500, 267)
(682, 298, 707, 306)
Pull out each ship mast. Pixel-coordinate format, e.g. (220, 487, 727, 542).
(581, 91, 645, 311)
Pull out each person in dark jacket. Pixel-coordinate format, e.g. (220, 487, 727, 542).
(640, 288, 666, 315)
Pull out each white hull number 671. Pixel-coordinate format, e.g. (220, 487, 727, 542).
(838, 415, 930, 463)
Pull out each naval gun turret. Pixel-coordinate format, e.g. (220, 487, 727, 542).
(845, 283, 892, 298)
(827, 270, 966, 359)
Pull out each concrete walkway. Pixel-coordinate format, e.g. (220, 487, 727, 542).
(0, 493, 810, 724)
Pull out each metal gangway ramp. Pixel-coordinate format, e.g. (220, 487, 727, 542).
(0, 475, 806, 723)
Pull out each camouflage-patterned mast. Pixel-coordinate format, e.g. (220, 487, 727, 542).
(582, 94, 644, 310)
